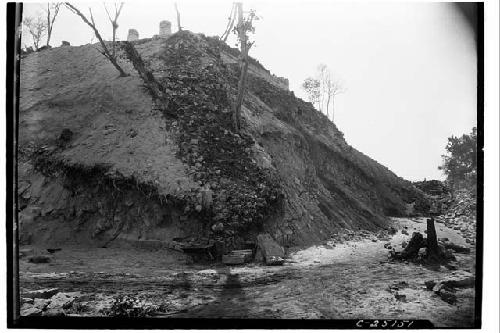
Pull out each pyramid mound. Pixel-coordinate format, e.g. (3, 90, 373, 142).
(18, 30, 426, 250)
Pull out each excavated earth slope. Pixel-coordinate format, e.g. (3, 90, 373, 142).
(18, 31, 427, 251)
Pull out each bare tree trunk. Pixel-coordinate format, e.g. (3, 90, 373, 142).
(46, 4, 51, 46)
(112, 24, 117, 56)
(65, 3, 128, 77)
(175, 3, 182, 31)
(326, 93, 331, 120)
(232, 2, 247, 132)
(46, 3, 61, 46)
(331, 97, 335, 122)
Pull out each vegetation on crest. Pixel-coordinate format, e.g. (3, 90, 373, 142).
(439, 127, 477, 190)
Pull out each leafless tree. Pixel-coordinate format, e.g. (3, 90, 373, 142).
(305, 64, 345, 121)
(302, 77, 321, 108)
(220, 3, 236, 42)
(318, 64, 345, 121)
(64, 3, 128, 77)
(103, 2, 124, 57)
(232, 3, 258, 132)
(174, 3, 182, 32)
(23, 15, 47, 50)
(44, 3, 61, 46)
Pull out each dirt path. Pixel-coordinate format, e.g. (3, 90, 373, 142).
(19, 218, 477, 327)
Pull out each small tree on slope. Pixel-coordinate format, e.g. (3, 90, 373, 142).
(45, 3, 61, 47)
(104, 2, 124, 57)
(23, 15, 47, 50)
(232, 3, 258, 132)
(64, 3, 128, 77)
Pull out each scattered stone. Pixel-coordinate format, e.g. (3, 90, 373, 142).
(443, 242, 471, 254)
(394, 293, 407, 302)
(383, 243, 392, 249)
(47, 248, 62, 254)
(401, 229, 409, 235)
(20, 305, 42, 316)
(400, 232, 425, 259)
(445, 263, 458, 270)
(47, 293, 76, 310)
(417, 248, 427, 258)
(211, 223, 224, 232)
(61, 41, 70, 46)
(389, 281, 409, 291)
(19, 248, 34, 258)
(58, 128, 73, 146)
(33, 298, 50, 310)
(21, 297, 34, 305)
(28, 255, 51, 264)
(388, 227, 397, 235)
(222, 249, 253, 265)
(128, 128, 138, 138)
(22, 288, 59, 299)
(43, 309, 66, 316)
(441, 275, 475, 289)
(437, 289, 457, 305)
(425, 280, 436, 290)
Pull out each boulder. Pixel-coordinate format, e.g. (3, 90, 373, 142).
(443, 242, 471, 254)
(424, 280, 436, 290)
(256, 233, 285, 266)
(400, 232, 425, 259)
(19, 248, 34, 258)
(20, 304, 42, 316)
(48, 293, 76, 310)
(33, 298, 50, 311)
(222, 249, 253, 265)
(22, 288, 59, 299)
(28, 255, 51, 263)
(21, 297, 34, 305)
(437, 289, 457, 305)
(222, 254, 246, 265)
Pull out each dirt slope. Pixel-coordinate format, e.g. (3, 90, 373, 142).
(18, 31, 426, 250)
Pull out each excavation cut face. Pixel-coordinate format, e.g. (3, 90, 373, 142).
(18, 31, 426, 251)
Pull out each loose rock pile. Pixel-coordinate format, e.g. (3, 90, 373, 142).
(123, 32, 282, 250)
(424, 270, 475, 304)
(20, 288, 80, 316)
(438, 189, 476, 245)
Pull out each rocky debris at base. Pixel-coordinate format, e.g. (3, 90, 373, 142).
(20, 291, 80, 317)
(388, 231, 457, 263)
(424, 271, 474, 304)
(20, 304, 43, 316)
(21, 288, 59, 299)
(436, 189, 476, 244)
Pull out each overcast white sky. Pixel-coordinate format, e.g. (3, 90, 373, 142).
(22, 1, 477, 181)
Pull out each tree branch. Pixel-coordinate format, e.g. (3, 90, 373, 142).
(64, 3, 128, 77)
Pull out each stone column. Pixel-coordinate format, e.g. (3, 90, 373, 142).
(127, 29, 139, 41)
(426, 218, 441, 261)
(159, 20, 172, 38)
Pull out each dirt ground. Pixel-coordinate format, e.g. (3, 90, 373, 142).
(19, 217, 476, 327)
